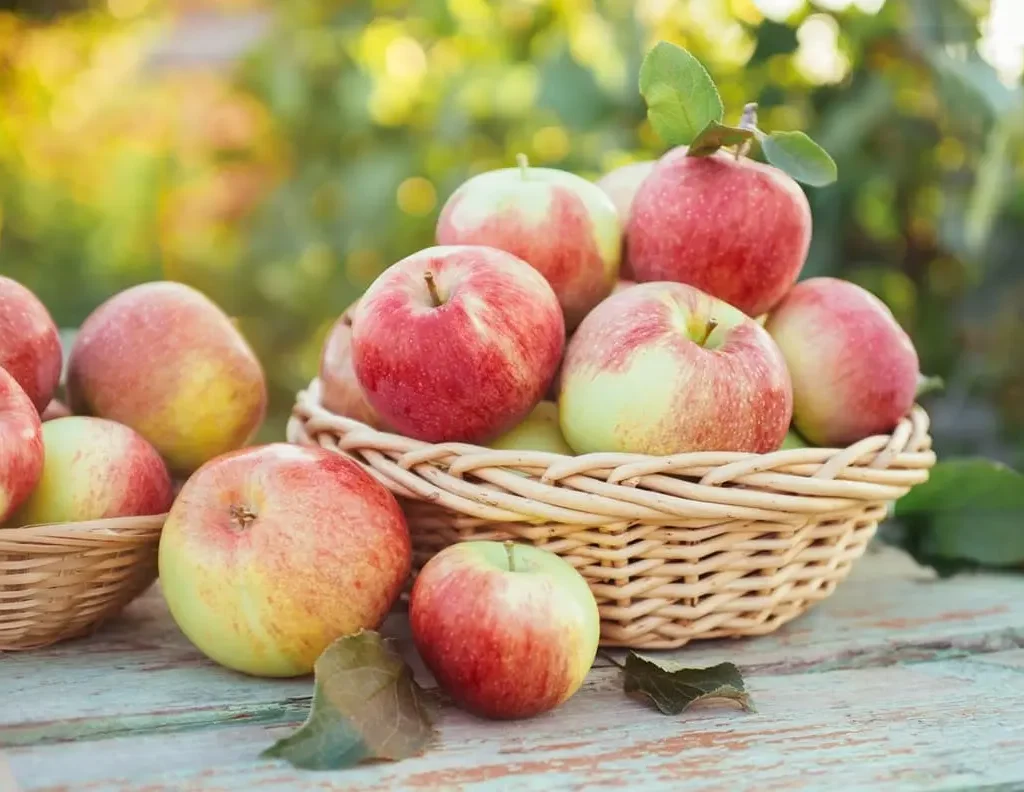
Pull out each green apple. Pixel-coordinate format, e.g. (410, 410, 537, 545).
(489, 401, 573, 455)
(779, 429, 809, 450)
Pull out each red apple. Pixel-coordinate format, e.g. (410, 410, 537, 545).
(410, 541, 600, 720)
(0, 276, 63, 413)
(765, 277, 920, 446)
(9, 416, 173, 526)
(559, 281, 793, 455)
(319, 301, 387, 429)
(0, 367, 44, 524)
(41, 399, 72, 422)
(158, 443, 412, 677)
(436, 155, 621, 329)
(596, 161, 655, 280)
(627, 149, 812, 317)
(351, 245, 564, 444)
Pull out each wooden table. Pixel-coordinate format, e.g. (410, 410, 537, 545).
(3, 545, 1024, 791)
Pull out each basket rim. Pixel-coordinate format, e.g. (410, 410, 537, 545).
(0, 512, 168, 541)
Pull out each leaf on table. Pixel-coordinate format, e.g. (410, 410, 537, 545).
(261, 630, 435, 771)
(687, 121, 755, 157)
(639, 41, 723, 147)
(622, 652, 755, 716)
(894, 458, 1024, 516)
(760, 130, 838, 187)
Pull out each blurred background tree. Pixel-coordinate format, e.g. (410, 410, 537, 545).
(0, 0, 1022, 564)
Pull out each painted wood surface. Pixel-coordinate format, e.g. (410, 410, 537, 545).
(2, 545, 1024, 791)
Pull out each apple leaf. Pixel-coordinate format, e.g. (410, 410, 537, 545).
(894, 458, 1024, 517)
(687, 121, 755, 157)
(760, 130, 838, 187)
(261, 630, 435, 771)
(622, 652, 755, 716)
(639, 41, 724, 147)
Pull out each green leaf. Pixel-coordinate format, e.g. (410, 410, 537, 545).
(638, 41, 724, 147)
(622, 653, 755, 716)
(760, 131, 838, 187)
(915, 374, 945, 399)
(895, 458, 1024, 517)
(261, 631, 435, 770)
(687, 121, 755, 157)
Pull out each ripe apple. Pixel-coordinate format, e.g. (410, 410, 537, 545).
(765, 277, 920, 446)
(0, 367, 44, 524)
(0, 276, 63, 413)
(158, 443, 412, 678)
(319, 301, 387, 429)
(436, 155, 621, 329)
(41, 399, 72, 422)
(66, 281, 267, 475)
(409, 541, 600, 720)
(489, 401, 573, 455)
(559, 281, 793, 455)
(351, 245, 564, 444)
(779, 429, 809, 450)
(596, 161, 655, 280)
(627, 149, 812, 318)
(9, 416, 173, 526)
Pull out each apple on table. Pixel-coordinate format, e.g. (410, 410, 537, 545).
(0, 367, 44, 525)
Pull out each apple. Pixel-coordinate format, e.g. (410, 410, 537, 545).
(559, 281, 793, 455)
(0, 367, 44, 524)
(158, 443, 412, 678)
(765, 277, 920, 447)
(66, 281, 267, 476)
(779, 429, 809, 450)
(41, 399, 72, 422)
(489, 401, 573, 455)
(627, 149, 812, 318)
(9, 416, 173, 526)
(436, 155, 621, 329)
(595, 161, 655, 280)
(351, 245, 564, 444)
(612, 279, 636, 295)
(0, 276, 63, 413)
(319, 301, 387, 429)
(409, 540, 600, 720)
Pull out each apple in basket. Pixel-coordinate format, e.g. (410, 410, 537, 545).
(0, 367, 44, 524)
(410, 541, 600, 720)
(159, 443, 411, 678)
(559, 281, 793, 455)
(488, 401, 573, 455)
(765, 277, 920, 447)
(0, 275, 63, 413)
(351, 245, 564, 444)
(595, 161, 656, 280)
(436, 155, 621, 329)
(318, 300, 387, 429)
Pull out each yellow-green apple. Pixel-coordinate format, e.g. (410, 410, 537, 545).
(489, 401, 573, 455)
(436, 155, 621, 329)
(596, 161, 655, 280)
(319, 301, 386, 429)
(66, 281, 266, 476)
(158, 443, 411, 678)
(41, 399, 71, 422)
(765, 277, 919, 446)
(351, 245, 564, 444)
(627, 149, 812, 317)
(10, 416, 173, 526)
(0, 276, 62, 413)
(559, 281, 793, 455)
(0, 367, 44, 524)
(779, 429, 809, 450)
(409, 541, 599, 720)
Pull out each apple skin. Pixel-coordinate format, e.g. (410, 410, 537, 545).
(627, 149, 812, 318)
(436, 161, 621, 329)
(352, 245, 564, 444)
(66, 281, 267, 476)
(319, 301, 388, 429)
(0, 367, 44, 524)
(595, 161, 655, 280)
(41, 399, 72, 422)
(489, 401, 573, 455)
(779, 429, 809, 450)
(0, 276, 63, 413)
(559, 281, 793, 455)
(158, 443, 412, 678)
(765, 277, 920, 446)
(9, 416, 173, 526)
(409, 541, 600, 720)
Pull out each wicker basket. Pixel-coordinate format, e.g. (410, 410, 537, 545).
(0, 514, 166, 651)
(288, 377, 936, 649)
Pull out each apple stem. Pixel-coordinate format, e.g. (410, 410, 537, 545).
(423, 271, 442, 307)
(699, 318, 719, 346)
(229, 504, 257, 530)
(504, 540, 516, 572)
(516, 152, 530, 180)
(735, 102, 758, 161)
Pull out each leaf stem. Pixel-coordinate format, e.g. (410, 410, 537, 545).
(423, 271, 442, 307)
(735, 102, 758, 161)
(516, 153, 530, 180)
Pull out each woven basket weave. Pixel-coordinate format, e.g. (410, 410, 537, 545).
(0, 514, 166, 651)
(288, 377, 935, 649)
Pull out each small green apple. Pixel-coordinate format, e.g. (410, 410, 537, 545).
(489, 401, 573, 455)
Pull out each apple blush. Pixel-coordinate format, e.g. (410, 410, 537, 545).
(0, 366, 44, 524)
(0, 275, 63, 413)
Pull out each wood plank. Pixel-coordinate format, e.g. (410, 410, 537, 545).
(6, 655, 1024, 791)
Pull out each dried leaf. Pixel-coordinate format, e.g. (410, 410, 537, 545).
(622, 653, 755, 716)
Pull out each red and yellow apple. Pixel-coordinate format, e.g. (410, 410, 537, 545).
(596, 161, 655, 280)
(0, 367, 44, 524)
(765, 277, 919, 446)
(627, 149, 812, 318)
(436, 156, 621, 329)
(158, 443, 412, 677)
(66, 281, 267, 475)
(559, 281, 793, 455)
(9, 416, 173, 526)
(0, 276, 63, 413)
(410, 541, 600, 720)
(489, 401, 573, 455)
(319, 301, 387, 429)
(351, 245, 564, 444)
